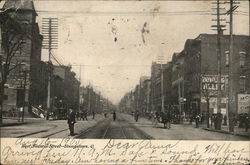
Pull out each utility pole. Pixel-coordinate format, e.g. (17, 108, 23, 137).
(78, 65, 82, 115)
(211, 0, 226, 130)
(216, 0, 222, 118)
(161, 64, 165, 113)
(88, 85, 91, 116)
(227, 0, 240, 132)
(42, 18, 58, 120)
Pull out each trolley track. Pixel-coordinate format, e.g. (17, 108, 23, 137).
(78, 115, 153, 139)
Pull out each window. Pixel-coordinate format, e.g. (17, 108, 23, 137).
(225, 50, 229, 67)
(3, 95, 8, 100)
(239, 52, 246, 67)
(239, 76, 246, 92)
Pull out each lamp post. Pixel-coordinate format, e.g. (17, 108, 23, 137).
(176, 62, 184, 123)
(20, 63, 28, 123)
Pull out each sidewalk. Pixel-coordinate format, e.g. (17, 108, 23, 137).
(202, 124, 250, 138)
(120, 113, 249, 140)
(1, 114, 104, 138)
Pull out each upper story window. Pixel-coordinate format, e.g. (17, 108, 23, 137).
(239, 76, 246, 92)
(239, 52, 246, 67)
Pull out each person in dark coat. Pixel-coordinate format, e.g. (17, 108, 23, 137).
(195, 114, 200, 128)
(113, 111, 116, 121)
(134, 112, 139, 122)
(67, 109, 76, 136)
(244, 113, 249, 132)
(166, 111, 171, 129)
(161, 112, 166, 128)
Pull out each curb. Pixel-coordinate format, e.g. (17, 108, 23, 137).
(202, 127, 249, 138)
(0, 122, 28, 127)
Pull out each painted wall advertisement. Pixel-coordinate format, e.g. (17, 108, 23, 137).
(237, 94, 250, 114)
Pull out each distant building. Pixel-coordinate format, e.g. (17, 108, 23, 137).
(139, 76, 151, 116)
(150, 62, 167, 113)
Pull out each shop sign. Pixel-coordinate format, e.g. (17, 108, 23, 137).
(238, 94, 250, 114)
(201, 75, 227, 91)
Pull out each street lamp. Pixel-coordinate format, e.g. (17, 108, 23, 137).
(20, 62, 28, 123)
(175, 62, 184, 123)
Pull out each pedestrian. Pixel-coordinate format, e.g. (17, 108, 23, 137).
(217, 113, 222, 130)
(104, 112, 107, 118)
(152, 112, 158, 127)
(189, 115, 193, 125)
(113, 111, 116, 121)
(92, 111, 95, 119)
(195, 114, 200, 128)
(166, 110, 171, 129)
(67, 109, 76, 136)
(134, 112, 139, 122)
(83, 110, 88, 121)
(223, 115, 227, 125)
(244, 114, 249, 132)
(161, 112, 167, 129)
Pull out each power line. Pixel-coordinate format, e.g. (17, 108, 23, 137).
(51, 54, 62, 66)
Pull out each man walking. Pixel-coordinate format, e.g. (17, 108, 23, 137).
(134, 112, 139, 122)
(166, 110, 171, 129)
(67, 109, 76, 136)
(113, 111, 116, 121)
(163, 112, 167, 129)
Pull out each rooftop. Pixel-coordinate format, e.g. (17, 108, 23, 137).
(2, 0, 37, 15)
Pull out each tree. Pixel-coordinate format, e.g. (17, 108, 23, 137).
(0, 10, 30, 124)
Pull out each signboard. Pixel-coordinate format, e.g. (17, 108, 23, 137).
(201, 97, 227, 114)
(238, 94, 250, 114)
(201, 97, 227, 104)
(201, 75, 227, 91)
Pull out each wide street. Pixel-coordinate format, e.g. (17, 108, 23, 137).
(78, 116, 152, 139)
(1, 113, 248, 141)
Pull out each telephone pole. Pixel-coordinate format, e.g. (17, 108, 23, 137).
(88, 85, 91, 115)
(161, 64, 165, 113)
(42, 18, 58, 120)
(226, 0, 240, 132)
(211, 0, 227, 130)
(216, 0, 222, 117)
(79, 65, 81, 114)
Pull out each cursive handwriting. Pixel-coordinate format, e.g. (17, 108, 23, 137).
(1, 138, 249, 165)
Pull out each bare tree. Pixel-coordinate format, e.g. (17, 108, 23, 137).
(0, 10, 30, 124)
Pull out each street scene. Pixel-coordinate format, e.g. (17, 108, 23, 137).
(0, 0, 249, 141)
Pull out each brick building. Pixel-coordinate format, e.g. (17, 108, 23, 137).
(1, 0, 43, 115)
(170, 34, 250, 118)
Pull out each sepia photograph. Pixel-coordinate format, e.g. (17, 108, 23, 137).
(0, 0, 250, 164)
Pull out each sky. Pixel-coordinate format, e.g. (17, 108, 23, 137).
(2, 0, 249, 104)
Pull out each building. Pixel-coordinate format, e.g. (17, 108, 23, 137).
(139, 76, 150, 116)
(1, 0, 44, 116)
(172, 34, 250, 118)
(163, 62, 173, 107)
(150, 62, 167, 113)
